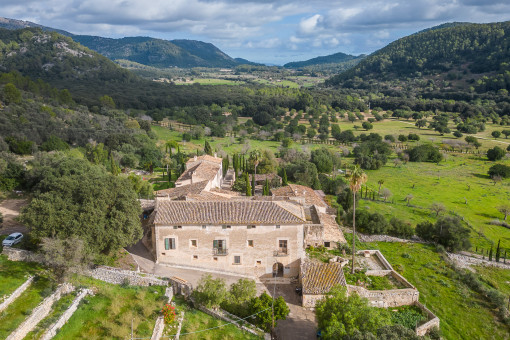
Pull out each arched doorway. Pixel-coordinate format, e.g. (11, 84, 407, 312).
(272, 262, 284, 277)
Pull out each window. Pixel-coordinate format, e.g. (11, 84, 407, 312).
(256, 260, 262, 265)
(279, 240, 288, 254)
(275, 225, 281, 229)
(193, 255, 198, 260)
(247, 225, 256, 229)
(248, 240, 254, 247)
(191, 240, 197, 247)
(202, 225, 207, 229)
(233, 256, 241, 265)
(222, 225, 231, 229)
(164, 238, 176, 250)
(324, 242, 331, 248)
(213, 240, 227, 255)
(173, 226, 182, 229)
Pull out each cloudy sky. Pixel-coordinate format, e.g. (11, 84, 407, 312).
(3, 0, 510, 64)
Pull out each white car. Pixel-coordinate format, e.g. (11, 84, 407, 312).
(2, 233, 23, 247)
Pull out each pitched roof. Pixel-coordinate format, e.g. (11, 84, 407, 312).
(319, 212, 346, 243)
(301, 261, 346, 294)
(271, 184, 327, 208)
(153, 200, 306, 225)
(186, 155, 223, 165)
(155, 181, 209, 199)
(176, 161, 220, 184)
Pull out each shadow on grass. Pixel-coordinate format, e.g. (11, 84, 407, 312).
(472, 173, 491, 180)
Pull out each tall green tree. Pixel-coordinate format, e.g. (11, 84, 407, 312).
(204, 140, 213, 155)
(316, 285, 390, 339)
(250, 292, 289, 332)
(282, 168, 288, 186)
(348, 164, 367, 273)
(21, 153, 142, 255)
(245, 172, 252, 197)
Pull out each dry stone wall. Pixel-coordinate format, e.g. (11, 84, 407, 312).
(0, 276, 34, 313)
(415, 301, 440, 336)
(40, 288, 92, 340)
(6, 283, 75, 340)
(87, 266, 168, 286)
(347, 284, 419, 308)
(150, 287, 174, 340)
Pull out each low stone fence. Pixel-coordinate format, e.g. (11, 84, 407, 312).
(414, 301, 440, 336)
(197, 305, 266, 337)
(174, 312, 185, 340)
(6, 283, 75, 340)
(447, 252, 510, 270)
(151, 287, 174, 340)
(87, 266, 168, 286)
(40, 288, 93, 340)
(2, 247, 42, 263)
(357, 249, 394, 273)
(357, 234, 422, 243)
(167, 276, 193, 298)
(0, 276, 34, 313)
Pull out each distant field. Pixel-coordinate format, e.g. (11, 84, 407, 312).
(174, 78, 245, 85)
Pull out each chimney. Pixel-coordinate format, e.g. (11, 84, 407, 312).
(214, 152, 217, 158)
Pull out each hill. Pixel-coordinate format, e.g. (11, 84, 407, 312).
(0, 17, 256, 68)
(327, 21, 510, 94)
(72, 35, 245, 68)
(284, 52, 364, 68)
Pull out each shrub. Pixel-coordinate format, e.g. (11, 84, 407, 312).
(417, 216, 471, 251)
(162, 304, 176, 324)
(487, 146, 505, 161)
(407, 133, 420, 141)
(406, 144, 443, 163)
(488, 164, 510, 178)
(388, 218, 414, 238)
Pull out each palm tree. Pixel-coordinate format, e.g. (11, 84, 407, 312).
(377, 179, 384, 195)
(349, 164, 367, 274)
(164, 140, 179, 157)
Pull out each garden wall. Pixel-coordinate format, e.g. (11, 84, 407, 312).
(40, 288, 92, 340)
(347, 284, 419, 308)
(87, 266, 168, 286)
(6, 283, 75, 340)
(0, 276, 34, 313)
(414, 301, 440, 336)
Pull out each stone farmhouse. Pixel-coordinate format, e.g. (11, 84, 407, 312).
(143, 155, 346, 279)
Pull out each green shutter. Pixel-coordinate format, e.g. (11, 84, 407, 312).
(165, 238, 170, 250)
(213, 240, 218, 249)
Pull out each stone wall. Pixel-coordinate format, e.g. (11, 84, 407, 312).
(302, 293, 325, 308)
(151, 287, 173, 340)
(2, 247, 42, 263)
(87, 266, 168, 286)
(414, 301, 440, 336)
(447, 252, 510, 270)
(40, 288, 92, 340)
(0, 276, 34, 313)
(347, 284, 419, 308)
(6, 283, 75, 340)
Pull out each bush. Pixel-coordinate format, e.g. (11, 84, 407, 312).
(406, 144, 443, 163)
(162, 304, 176, 324)
(487, 146, 505, 161)
(346, 209, 389, 234)
(488, 164, 510, 178)
(416, 216, 471, 251)
(407, 133, 420, 141)
(388, 218, 414, 238)
(453, 131, 463, 138)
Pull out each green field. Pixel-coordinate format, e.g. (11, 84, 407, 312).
(361, 242, 510, 340)
(175, 78, 245, 86)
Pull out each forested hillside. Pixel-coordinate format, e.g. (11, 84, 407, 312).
(72, 35, 242, 68)
(284, 52, 364, 69)
(327, 21, 510, 94)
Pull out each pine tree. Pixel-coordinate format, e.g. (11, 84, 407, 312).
(495, 239, 501, 262)
(204, 140, 213, 155)
(282, 168, 288, 186)
(245, 172, 252, 197)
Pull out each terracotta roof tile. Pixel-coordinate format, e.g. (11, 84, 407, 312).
(153, 200, 306, 225)
(186, 155, 223, 165)
(319, 213, 346, 243)
(271, 184, 327, 207)
(155, 181, 208, 199)
(301, 261, 346, 294)
(176, 162, 220, 184)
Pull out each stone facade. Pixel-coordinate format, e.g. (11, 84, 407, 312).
(0, 276, 33, 313)
(155, 223, 304, 278)
(6, 283, 75, 340)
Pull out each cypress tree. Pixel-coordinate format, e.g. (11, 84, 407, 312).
(282, 168, 288, 186)
(264, 179, 270, 196)
(252, 173, 256, 196)
(204, 140, 213, 155)
(489, 246, 493, 261)
(496, 240, 501, 262)
(245, 172, 252, 197)
(168, 168, 172, 184)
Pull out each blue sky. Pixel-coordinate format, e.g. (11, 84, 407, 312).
(3, 0, 510, 64)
